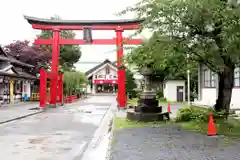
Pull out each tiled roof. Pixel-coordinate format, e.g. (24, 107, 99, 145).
(0, 46, 37, 79)
(0, 46, 34, 68)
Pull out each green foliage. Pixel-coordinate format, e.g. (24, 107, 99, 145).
(156, 90, 164, 98)
(37, 16, 81, 71)
(121, 0, 240, 112)
(158, 97, 167, 102)
(63, 71, 86, 96)
(126, 69, 137, 97)
(176, 107, 223, 122)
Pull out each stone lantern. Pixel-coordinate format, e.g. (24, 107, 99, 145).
(126, 66, 170, 121)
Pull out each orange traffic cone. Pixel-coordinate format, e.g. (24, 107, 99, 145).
(207, 112, 217, 136)
(167, 104, 171, 113)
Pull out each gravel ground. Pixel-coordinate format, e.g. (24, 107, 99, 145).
(110, 125, 240, 160)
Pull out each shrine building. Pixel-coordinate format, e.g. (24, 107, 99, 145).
(85, 59, 118, 94)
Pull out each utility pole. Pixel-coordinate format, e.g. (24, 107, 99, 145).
(187, 54, 191, 106)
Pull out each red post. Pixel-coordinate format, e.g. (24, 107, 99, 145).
(50, 29, 60, 106)
(116, 27, 127, 108)
(40, 68, 47, 108)
(58, 73, 64, 105)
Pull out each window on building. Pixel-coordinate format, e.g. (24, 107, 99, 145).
(203, 69, 216, 88)
(211, 72, 216, 87)
(106, 65, 110, 74)
(234, 67, 240, 87)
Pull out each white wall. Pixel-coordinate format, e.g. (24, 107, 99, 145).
(198, 88, 240, 109)
(86, 84, 92, 94)
(200, 88, 217, 106)
(163, 80, 185, 102)
(196, 64, 240, 110)
(231, 88, 240, 109)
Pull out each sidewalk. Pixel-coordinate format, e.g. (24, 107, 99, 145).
(0, 102, 43, 124)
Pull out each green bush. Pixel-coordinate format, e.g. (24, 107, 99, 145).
(159, 97, 167, 102)
(156, 90, 164, 98)
(176, 106, 223, 122)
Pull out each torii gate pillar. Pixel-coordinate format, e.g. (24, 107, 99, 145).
(116, 27, 126, 108)
(50, 29, 60, 106)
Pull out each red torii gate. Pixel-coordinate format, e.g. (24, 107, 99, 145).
(24, 15, 143, 108)
(39, 68, 63, 108)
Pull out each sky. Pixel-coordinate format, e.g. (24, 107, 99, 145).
(0, 0, 150, 73)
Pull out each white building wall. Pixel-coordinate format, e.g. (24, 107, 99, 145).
(95, 66, 117, 77)
(195, 64, 240, 110)
(163, 80, 185, 102)
(200, 88, 217, 106)
(230, 89, 240, 109)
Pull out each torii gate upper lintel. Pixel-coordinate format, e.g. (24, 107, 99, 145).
(24, 15, 144, 108)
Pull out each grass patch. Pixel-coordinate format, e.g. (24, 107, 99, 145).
(127, 98, 138, 106)
(176, 106, 240, 138)
(114, 117, 166, 131)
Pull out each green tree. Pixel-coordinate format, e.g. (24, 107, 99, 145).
(37, 16, 81, 71)
(126, 33, 198, 99)
(63, 71, 86, 96)
(126, 69, 137, 98)
(121, 0, 240, 113)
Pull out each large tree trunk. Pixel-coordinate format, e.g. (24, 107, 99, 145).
(214, 67, 234, 115)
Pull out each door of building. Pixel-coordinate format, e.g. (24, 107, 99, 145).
(176, 86, 184, 102)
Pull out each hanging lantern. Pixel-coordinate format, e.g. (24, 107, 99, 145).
(83, 27, 93, 43)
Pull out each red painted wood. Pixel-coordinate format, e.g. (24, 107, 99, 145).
(32, 24, 141, 30)
(40, 68, 47, 108)
(58, 73, 64, 105)
(49, 30, 60, 105)
(116, 29, 127, 108)
(34, 38, 143, 45)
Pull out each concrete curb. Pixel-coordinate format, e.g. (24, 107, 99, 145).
(0, 110, 45, 125)
(79, 102, 116, 160)
(105, 114, 115, 160)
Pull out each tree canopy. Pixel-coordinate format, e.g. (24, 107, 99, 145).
(126, 69, 138, 97)
(63, 71, 87, 96)
(121, 0, 240, 112)
(37, 16, 82, 71)
(5, 40, 51, 74)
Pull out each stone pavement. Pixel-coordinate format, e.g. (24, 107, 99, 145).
(0, 95, 116, 160)
(110, 103, 240, 160)
(110, 126, 240, 160)
(0, 102, 42, 124)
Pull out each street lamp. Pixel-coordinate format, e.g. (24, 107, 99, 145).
(187, 54, 190, 106)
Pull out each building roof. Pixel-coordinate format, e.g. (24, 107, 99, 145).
(0, 46, 37, 79)
(85, 59, 117, 76)
(0, 46, 34, 68)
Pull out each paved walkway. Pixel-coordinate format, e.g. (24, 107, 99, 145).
(110, 126, 240, 160)
(0, 102, 42, 124)
(110, 103, 240, 160)
(0, 96, 116, 160)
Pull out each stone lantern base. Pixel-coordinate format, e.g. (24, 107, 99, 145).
(126, 90, 170, 122)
